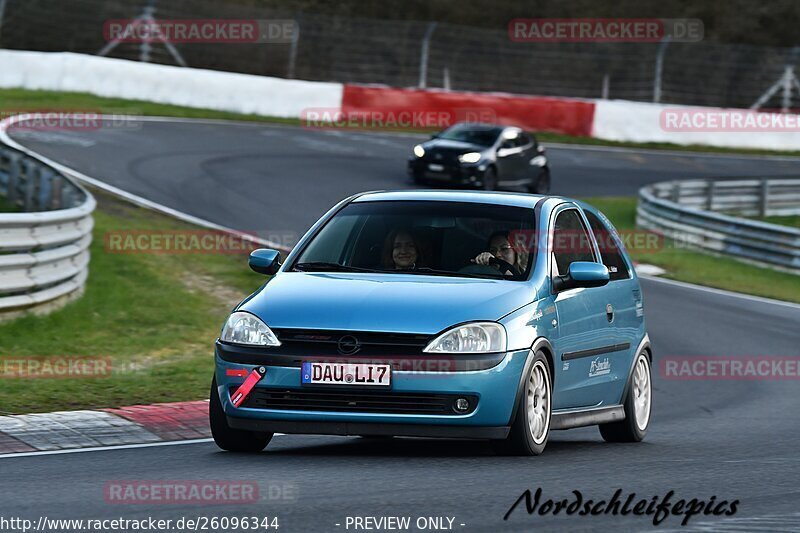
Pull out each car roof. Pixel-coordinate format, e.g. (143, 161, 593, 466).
(352, 190, 553, 208)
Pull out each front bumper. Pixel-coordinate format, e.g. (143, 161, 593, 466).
(408, 158, 486, 186)
(214, 347, 529, 437)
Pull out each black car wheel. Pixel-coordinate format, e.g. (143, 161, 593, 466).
(209, 376, 273, 452)
(483, 166, 498, 191)
(528, 168, 551, 194)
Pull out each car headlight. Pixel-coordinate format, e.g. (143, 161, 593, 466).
(413, 145, 425, 158)
(423, 322, 506, 353)
(530, 155, 547, 167)
(220, 311, 281, 346)
(458, 152, 482, 164)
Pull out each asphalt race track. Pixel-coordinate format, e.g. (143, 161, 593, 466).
(9, 118, 800, 238)
(5, 119, 800, 532)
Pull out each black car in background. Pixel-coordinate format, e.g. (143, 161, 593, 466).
(408, 123, 550, 193)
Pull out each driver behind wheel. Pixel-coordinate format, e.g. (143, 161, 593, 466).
(471, 231, 529, 276)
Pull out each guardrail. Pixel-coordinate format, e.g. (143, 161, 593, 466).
(637, 177, 800, 273)
(0, 143, 95, 318)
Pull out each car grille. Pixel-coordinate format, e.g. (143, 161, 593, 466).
(273, 329, 430, 356)
(236, 387, 478, 415)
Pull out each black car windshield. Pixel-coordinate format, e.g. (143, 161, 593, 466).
(291, 201, 536, 281)
(436, 124, 503, 146)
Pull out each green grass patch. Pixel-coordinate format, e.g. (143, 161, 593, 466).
(0, 195, 20, 213)
(747, 214, 800, 229)
(3, 88, 800, 158)
(583, 196, 800, 303)
(0, 191, 265, 414)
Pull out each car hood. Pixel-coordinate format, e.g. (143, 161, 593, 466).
(239, 272, 532, 334)
(425, 139, 487, 153)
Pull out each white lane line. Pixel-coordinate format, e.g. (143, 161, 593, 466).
(639, 274, 800, 310)
(0, 438, 214, 459)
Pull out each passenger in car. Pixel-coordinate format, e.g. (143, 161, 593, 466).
(382, 228, 428, 270)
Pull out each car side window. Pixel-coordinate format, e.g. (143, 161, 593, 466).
(551, 209, 596, 277)
(500, 137, 517, 149)
(519, 133, 532, 147)
(583, 211, 631, 281)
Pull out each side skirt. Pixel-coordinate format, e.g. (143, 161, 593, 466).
(550, 405, 625, 430)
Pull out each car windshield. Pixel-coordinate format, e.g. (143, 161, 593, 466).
(291, 201, 536, 281)
(437, 125, 502, 146)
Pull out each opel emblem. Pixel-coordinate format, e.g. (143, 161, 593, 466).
(338, 335, 361, 355)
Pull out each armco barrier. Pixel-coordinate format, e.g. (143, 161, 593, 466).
(341, 85, 596, 137)
(637, 178, 800, 273)
(0, 140, 95, 317)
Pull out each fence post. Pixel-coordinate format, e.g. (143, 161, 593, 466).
(759, 178, 770, 217)
(653, 37, 670, 103)
(7, 153, 20, 205)
(287, 14, 301, 79)
(707, 179, 715, 211)
(50, 176, 64, 210)
(23, 163, 36, 212)
(671, 180, 681, 203)
(601, 73, 610, 99)
(418, 22, 437, 89)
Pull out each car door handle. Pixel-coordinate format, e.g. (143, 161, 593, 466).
(606, 304, 614, 322)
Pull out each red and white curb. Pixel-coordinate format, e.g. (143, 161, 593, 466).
(0, 401, 209, 454)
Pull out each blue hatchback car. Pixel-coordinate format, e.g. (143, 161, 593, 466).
(210, 191, 652, 455)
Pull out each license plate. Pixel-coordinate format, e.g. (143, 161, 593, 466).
(427, 163, 445, 172)
(301, 362, 391, 386)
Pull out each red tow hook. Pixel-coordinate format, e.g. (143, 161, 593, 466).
(230, 366, 266, 408)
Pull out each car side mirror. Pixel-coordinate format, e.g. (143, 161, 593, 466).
(249, 248, 282, 275)
(553, 262, 609, 291)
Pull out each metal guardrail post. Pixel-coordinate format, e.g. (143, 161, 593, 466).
(759, 178, 769, 217)
(671, 181, 681, 203)
(23, 161, 35, 212)
(707, 179, 715, 211)
(50, 175, 63, 210)
(7, 152, 19, 205)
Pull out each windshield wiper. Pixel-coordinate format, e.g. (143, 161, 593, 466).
(292, 262, 381, 273)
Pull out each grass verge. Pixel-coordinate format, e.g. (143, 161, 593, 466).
(584, 196, 800, 303)
(0, 196, 20, 213)
(0, 190, 264, 414)
(3, 88, 800, 158)
(747, 214, 800, 229)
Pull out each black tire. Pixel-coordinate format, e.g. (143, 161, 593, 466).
(493, 350, 552, 456)
(209, 376, 272, 452)
(528, 168, 551, 194)
(599, 352, 651, 443)
(482, 166, 498, 191)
